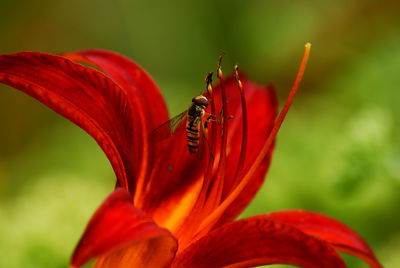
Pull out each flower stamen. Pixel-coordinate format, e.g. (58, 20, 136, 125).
(197, 43, 312, 235)
(232, 65, 248, 187)
(205, 54, 229, 209)
(201, 72, 218, 193)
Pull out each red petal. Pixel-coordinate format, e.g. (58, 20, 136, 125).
(62, 50, 202, 210)
(172, 215, 346, 268)
(265, 210, 382, 268)
(142, 126, 207, 229)
(0, 52, 137, 190)
(71, 188, 177, 267)
(62, 49, 168, 129)
(62, 49, 170, 196)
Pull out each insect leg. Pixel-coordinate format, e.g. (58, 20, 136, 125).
(204, 114, 217, 130)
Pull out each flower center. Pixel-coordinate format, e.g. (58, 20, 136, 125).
(177, 43, 311, 250)
(176, 55, 245, 248)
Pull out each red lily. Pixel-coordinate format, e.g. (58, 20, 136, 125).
(0, 44, 382, 268)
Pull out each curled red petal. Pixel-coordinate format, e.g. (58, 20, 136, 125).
(0, 52, 137, 190)
(71, 188, 177, 267)
(62, 49, 169, 198)
(173, 215, 346, 268)
(62, 50, 205, 212)
(62, 49, 168, 128)
(62, 52, 208, 225)
(265, 210, 382, 268)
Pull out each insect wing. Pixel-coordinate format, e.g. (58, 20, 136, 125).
(149, 111, 187, 141)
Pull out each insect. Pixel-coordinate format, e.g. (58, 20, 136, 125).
(149, 94, 210, 154)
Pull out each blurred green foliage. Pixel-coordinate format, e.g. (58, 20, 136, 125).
(0, 0, 399, 267)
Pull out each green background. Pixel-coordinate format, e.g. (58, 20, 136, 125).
(0, 0, 399, 267)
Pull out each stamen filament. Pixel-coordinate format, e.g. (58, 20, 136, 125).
(232, 65, 248, 187)
(197, 43, 312, 234)
(202, 72, 218, 193)
(205, 55, 229, 208)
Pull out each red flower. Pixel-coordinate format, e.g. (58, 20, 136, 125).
(0, 45, 382, 268)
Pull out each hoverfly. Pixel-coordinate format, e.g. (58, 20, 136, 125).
(149, 94, 211, 154)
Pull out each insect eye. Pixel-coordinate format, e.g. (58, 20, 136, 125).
(192, 95, 209, 107)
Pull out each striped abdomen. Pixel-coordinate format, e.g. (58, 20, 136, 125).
(186, 114, 201, 154)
